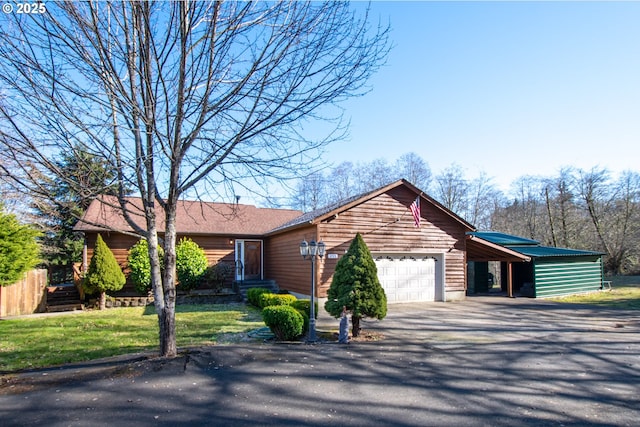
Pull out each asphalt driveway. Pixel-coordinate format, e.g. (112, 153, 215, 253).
(1, 297, 639, 426)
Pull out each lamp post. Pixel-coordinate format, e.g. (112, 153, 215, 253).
(300, 238, 326, 342)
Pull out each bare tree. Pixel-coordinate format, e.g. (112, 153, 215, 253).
(0, 1, 389, 357)
(466, 172, 502, 230)
(327, 161, 356, 203)
(395, 152, 431, 191)
(576, 167, 613, 255)
(433, 164, 469, 216)
(542, 168, 579, 248)
(610, 171, 640, 273)
(292, 172, 327, 212)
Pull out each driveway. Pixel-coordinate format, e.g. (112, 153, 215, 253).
(2, 297, 639, 426)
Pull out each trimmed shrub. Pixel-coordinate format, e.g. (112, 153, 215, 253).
(175, 238, 207, 291)
(127, 239, 164, 294)
(247, 287, 271, 307)
(291, 300, 319, 337)
(258, 293, 297, 308)
(291, 299, 318, 319)
(200, 262, 234, 291)
(83, 234, 126, 309)
(262, 305, 304, 341)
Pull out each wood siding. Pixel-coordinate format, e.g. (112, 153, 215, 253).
(264, 227, 317, 296)
(267, 186, 469, 298)
(85, 233, 237, 269)
(83, 232, 238, 293)
(80, 183, 471, 300)
(319, 187, 467, 296)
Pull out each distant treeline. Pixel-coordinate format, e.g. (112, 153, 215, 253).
(291, 153, 640, 275)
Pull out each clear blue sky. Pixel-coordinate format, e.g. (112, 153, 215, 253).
(322, 1, 640, 193)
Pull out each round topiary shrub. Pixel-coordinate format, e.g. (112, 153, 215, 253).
(175, 238, 208, 291)
(127, 239, 164, 294)
(262, 305, 304, 341)
(258, 293, 297, 308)
(247, 287, 271, 307)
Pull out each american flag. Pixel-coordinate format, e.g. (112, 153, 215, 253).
(409, 196, 420, 228)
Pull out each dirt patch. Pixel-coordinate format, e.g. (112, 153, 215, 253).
(350, 330, 385, 342)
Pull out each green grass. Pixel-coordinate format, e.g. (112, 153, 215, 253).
(0, 303, 264, 373)
(551, 276, 640, 309)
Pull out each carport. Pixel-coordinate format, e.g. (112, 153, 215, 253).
(466, 232, 531, 297)
(466, 232, 605, 298)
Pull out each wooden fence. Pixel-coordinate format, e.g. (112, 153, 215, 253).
(0, 269, 48, 317)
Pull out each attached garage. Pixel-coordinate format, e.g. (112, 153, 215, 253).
(374, 254, 445, 303)
(267, 179, 474, 302)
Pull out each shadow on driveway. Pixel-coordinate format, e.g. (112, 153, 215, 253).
(1, 298, 639, 426)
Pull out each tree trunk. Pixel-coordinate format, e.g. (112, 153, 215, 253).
(158, 305, 177, 357)
(351, 315, 361, 337)
(99, 291, 106, 310)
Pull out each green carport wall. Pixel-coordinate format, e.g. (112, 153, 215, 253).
(533, 255, 604, 298)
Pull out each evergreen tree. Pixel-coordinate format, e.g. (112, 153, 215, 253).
(325, 233, 387, 337)
(0, 204, 40, 287)
(33, 145, 122, 284)
(83, 234, 125, 309)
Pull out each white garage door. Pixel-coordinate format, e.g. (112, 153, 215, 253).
(375, 255, 436, 303)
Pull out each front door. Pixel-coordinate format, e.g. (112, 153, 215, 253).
(235, 240, 262, 281)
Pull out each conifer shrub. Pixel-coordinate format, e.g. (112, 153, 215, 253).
(127, 239, 164, 294)
(175, 238, 207, 291)
(262, 305, 304, 341)
(0, 206, 40, 287)
(83, 234, 126, 309)
(258, 292, 297, 308)
(247, 287, 271, 307)
(325, 233, 387, 337)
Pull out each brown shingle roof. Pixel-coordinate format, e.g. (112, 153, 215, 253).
(74, 195, 302, 236)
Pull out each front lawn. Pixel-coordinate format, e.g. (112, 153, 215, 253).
(0, 303, 264, 372)
(550, 276, 640, 309)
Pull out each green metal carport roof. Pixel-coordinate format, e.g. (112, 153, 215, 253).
(504, 245, 604, 258)
(468, 232, 605, 298)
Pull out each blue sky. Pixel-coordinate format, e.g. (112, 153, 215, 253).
(320, 1, 640, 193)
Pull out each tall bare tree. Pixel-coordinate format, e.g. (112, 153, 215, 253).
(433, 164, 469, 216)
(395, 152, 432, 191)
(0, 1, 389, 357)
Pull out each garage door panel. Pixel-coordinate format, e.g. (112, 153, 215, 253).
(375, 255, 436, 303)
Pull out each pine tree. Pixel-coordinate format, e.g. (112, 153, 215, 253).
(325, 233, 387, 337)
(0, 204, 40, 287)
(83, 234, 125, 309)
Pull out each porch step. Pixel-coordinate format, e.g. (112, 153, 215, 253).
(46, 285, 83, 312)
(234, 280, 278, 301)
(47, 303, 84, 313)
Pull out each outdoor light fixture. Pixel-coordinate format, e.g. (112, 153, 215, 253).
(299, 239, 325, 342)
